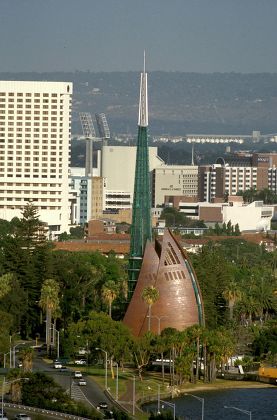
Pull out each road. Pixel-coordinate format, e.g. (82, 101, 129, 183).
(32, 354, 111, 410)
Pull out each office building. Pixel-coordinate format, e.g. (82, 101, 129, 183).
(0, 81, 72, 237)
(101, 145, 163, 212)
(153, 165, 199, 207)
(198, 153, 277, 202)
(175, 196, 274, 232)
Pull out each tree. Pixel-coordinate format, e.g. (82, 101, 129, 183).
(0, 273, 13, 298)
(223, 281, 241, 320)
(133, 332, 157, 380)
(186, 324, 203, 382)
(67, 311, 133, 374)
(19, 347, 34, 372)
(6, 369, 24, 403)
(142, 286, 160, 332)
(160, 207, 189, 227)
(69, 226, 84, 239)
(0, 310, 13, 354)
(222, 222, 227, 234)
(214, 222, 221, 235)
(39, 279, 60, 352)
(102, 280, 118, 318)
(253, 277, 277, 322)
(234, 223, 240, 236)
(15, 203, 46, 248)
(226, 220, 232, 236)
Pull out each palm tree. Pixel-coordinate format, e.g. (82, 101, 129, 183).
(102, 280, 118, 318)
(6, 369, 23, 403)
(141, 286, 160, 332)
(39, 279, 60, 352)
(186, 324, 203, 381)
(19, 347, 34, 372)
(223, 281, 242, 320)
(238, 293, 258, 325)
(253, 277, 277, 322)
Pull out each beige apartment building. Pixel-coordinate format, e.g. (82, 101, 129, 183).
(0, 81, 72, 237)
(152, 165, 199, 207)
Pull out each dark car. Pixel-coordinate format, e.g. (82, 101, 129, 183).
(59, 366, 67, 372)
(103, 410, 114, 419)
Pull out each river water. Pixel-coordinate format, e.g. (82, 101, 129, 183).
(143, 387, 277, 419)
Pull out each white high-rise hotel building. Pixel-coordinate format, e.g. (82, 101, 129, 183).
(0, 81, 72, 237)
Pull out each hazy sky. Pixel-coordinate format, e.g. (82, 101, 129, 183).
(1, 0, 277, 73)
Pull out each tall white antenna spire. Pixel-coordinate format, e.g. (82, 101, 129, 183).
(191, 143, 195, 166)
(138, 51, 148, 127)
(143, 50, 146, 73)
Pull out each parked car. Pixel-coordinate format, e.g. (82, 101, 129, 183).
(78, 378, 87, 386)
(74, 371, 82, 378)
(53, 360, 62, 369)
(75, 359, 87, 365)
(14, 414, 32, 420)
(59, 366, 67, 372)
(97, 402, 108, 410)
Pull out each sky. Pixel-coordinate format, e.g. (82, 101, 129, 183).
(1, 0, 277, 73)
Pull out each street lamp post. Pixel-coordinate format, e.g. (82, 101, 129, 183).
(157, 384, 161, 414)
(132, 375, 136, 416)
(0, 353, 8, 370)
(114, 362, 119, 401)
(95, 347, 108, 390)
(145, 380, 161, 414)
(185, 393, 204, 420)
(160, 399, 175, 420)
(13, 343, 25, 368)
(56, 330, 60, 359)
(9, 332, 20, 368)
(224, 405, 252, 419)
(146, 315, 168, 335)
(3, 352, 9, 369)
(50, 324, 60, 359)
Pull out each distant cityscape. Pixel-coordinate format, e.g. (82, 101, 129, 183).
(1, 79, 277, 239)
(2, 71, 277, 419)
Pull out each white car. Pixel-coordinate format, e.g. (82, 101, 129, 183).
(54, 362, 62, 369)
(74, 371, 82, 378)
(78, 378, 87, 386)
(14, 414, 32, 420)
(75, 359, 87, 365)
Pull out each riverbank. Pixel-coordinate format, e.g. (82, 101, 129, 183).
(87, 367, 276, 418)
(137, 378, 276, 407)
(176, 378, 276, 393)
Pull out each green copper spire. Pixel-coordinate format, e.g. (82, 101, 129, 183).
(128, 53, 152, 299)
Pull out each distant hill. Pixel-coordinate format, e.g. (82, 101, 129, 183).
(1, 71, 277, 136)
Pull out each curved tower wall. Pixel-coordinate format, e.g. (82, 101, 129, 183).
(123, 229, 204, 336)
